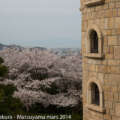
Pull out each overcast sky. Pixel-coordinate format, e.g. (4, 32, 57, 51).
(0, 0, 81, 48)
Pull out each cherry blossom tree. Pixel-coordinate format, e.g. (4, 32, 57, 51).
(0, 47, 82, 109)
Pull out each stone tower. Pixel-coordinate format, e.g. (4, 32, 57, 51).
(80, 0, 120, 120)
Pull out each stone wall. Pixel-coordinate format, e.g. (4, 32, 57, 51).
(81, 0, 120, 120)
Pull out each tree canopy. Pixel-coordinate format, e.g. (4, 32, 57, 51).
(0, 57, 8, 77)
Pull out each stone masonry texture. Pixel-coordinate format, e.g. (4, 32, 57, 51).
(80, 0, 120, 120)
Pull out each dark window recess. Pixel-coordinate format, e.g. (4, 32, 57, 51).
(90, 30, 98, 53)
(91, 83, 100, 106)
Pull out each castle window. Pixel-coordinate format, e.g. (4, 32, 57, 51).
(90, 30, 98, 53)
(87, 81, 105, 113)
(86, 25, 103, 58)
(91, 83, 100, 105)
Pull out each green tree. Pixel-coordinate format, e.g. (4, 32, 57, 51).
(0, 57, 25, 116)
(0, 84, 25, 115)
(0, 57, 4, 64)
(0, 57, 8, 77)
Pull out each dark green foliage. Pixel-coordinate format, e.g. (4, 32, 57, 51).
(0, 57, 8, 77)
(72, 113, 82, 120)
(29, 103, 72, 114)
(45, 82, 60, 95)
(0, 65, 8, 77)
(40, 82, 60, 95)
(29, 102, 83, 120)
(0, 84, 25, 115)
(0, 84, 17, 96)
(0, 58, 26, 115)
(0, 57, 4, 64)
(40, 81, 68, 95)
(71, 100, 83, 120)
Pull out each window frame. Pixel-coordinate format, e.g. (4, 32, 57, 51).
(85, 25, 104, 58)
(86, 80, 105, 113)
(91, 83, 100, 105)
(90, 30, 99, 53)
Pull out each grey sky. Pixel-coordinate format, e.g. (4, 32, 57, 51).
(0, 0, 81, 48)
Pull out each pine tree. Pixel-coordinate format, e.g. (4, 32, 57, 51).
(0, 57, 8, 77)
(0, 57, 25, 116)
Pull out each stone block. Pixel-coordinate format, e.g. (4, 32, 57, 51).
(108, 36, 117, 45)
(114, 46, 120, 59)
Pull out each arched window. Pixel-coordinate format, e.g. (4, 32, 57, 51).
(87, 81, 105, 113)
(86, 25, 103, 58)
(91, 83, 100, 105)
(90, 30, 98, 53)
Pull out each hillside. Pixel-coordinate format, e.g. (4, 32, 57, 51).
(0, 43, 81, 56)
(0, 47, 82, 109)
